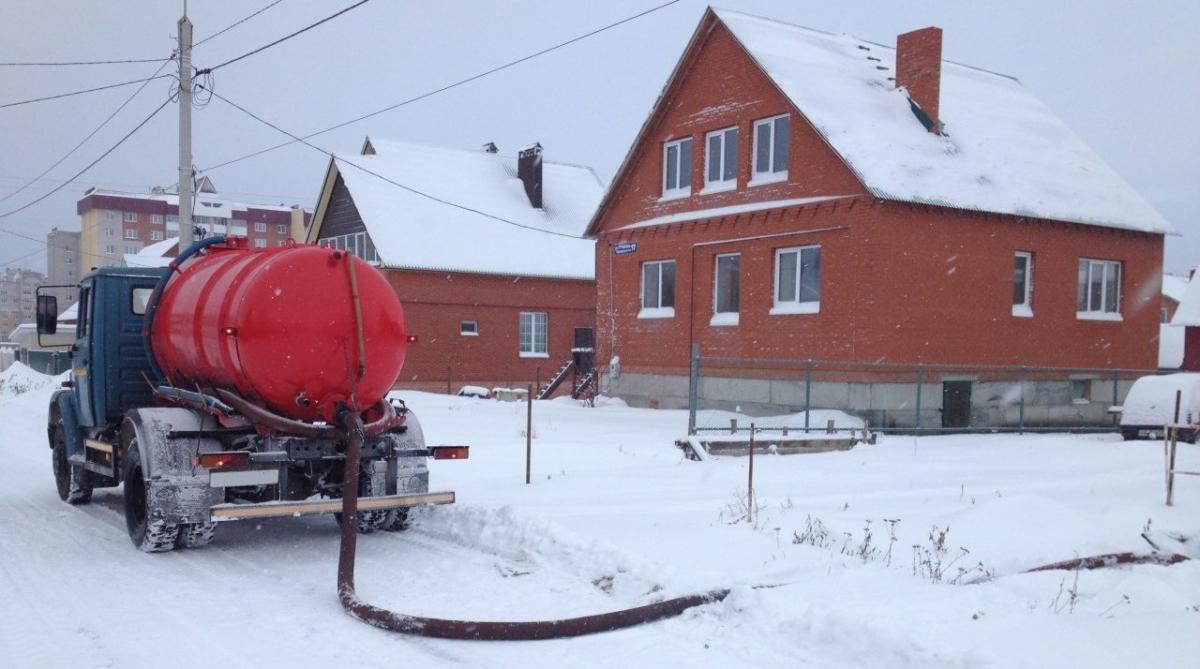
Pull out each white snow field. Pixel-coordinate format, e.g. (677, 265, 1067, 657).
(1, 373, 1198, 668)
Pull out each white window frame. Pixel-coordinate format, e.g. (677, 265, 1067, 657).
(1013, 251, 1033, 318)
(518, 312, 548, 357)
(151, 214, 163, 225)
(711, 252, 740, 326)
(253, 238, 267, 248)
(122, 211, 137, 223)
(104, 211, 118, 221)
(639, 259, 676, 319)
(104, 244, 115, 255)
(103, 227, 115, 238)
(751, 114, 791, 186)
(460, 320, 479, 337)
(771, 245, 821, 315)
(276, 224, 288, 234)
(253, 221, 267, 233)
(1077, 258, 1122, 321)
(702, 126, 738, 194)
(124, 245, 138, 254)
(150, 230, 164, 241)
(661, 137, 692, 200)
(123, 228, 138, 240)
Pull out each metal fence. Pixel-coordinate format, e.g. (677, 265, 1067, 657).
(686, 345, 1159, 435)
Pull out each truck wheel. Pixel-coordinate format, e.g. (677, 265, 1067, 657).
(178, 523, 217, 548)
(51, 423, 92, 504)
(333, 510, 385, 534)
(381, 508, 409, 532)
(123, 441, 179, 552)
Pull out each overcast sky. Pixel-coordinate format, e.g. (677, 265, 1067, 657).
(1, 0, 1196, 274)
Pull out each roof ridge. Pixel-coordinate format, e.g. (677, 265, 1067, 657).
(362, 136, 601, 173)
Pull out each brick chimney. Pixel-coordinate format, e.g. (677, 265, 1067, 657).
(896, 27, 943, 134)
(517, 143, 543, 209)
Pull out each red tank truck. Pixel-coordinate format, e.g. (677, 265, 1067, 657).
(37, 236, 465, 552)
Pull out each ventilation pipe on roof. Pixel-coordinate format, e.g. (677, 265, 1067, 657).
(482, 142, 499, 153)
(518, 143, 543, 209)
(896, 26, 943, 134)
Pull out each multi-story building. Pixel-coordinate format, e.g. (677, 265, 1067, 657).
(46, 227, 80, 305)
(76, 187, 310, 270)
(0, 267, 46, 340)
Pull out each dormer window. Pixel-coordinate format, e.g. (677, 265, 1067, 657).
(751, 114, 790, 185)
(703, 127, 738, 193)
(661, 137, 692, 199)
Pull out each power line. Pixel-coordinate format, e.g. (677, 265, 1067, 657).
(195, 0, 288, 47)
(195, 0, 682, 174)
(0, 56, 170, 67)
(0, 74, 175, 110)
(195, 0, 371, 75)
(0, 97, 171, 221)
(0, 56, 176, 205)
(204, 87, 585, 241)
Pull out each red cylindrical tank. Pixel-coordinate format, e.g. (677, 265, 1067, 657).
(150, 240, 407, 423)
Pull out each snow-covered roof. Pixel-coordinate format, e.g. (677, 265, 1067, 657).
(1163, 273, 1190, 303)
(710, 9, 1174, 234)
(1171, 274, 1200, 327)
(83, 188, 303, 214)
(317, 139, 602, 280)
(123, 236, 178, 268)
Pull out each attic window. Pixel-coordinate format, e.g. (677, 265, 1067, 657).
(662, 137, 692, 198)
(751, 114, 790, 184)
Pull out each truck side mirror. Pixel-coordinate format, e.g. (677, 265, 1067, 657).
(36, 295, 58, 335)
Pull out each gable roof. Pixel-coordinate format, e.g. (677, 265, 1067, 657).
(1172, 274, 1200, 327)
(1163, 273, 1190, 304)
(309, 139, 602, 280)
(588, 8, 1173, 236)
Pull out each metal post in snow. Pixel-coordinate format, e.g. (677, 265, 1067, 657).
(526, 384, 533, 485)
(446, 365, 451, 395)
(1112, 369, 1120, 426)
(1018, 366, 1026, 435)
(747, 423, 755, 524)
(687, 343, 700, 436)
(915, 364, 924, 432)
(804, 358, 812, 433)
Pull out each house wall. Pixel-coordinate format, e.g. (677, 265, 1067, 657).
(590, 14, 1165, 421)
(385, 269, 595, 394)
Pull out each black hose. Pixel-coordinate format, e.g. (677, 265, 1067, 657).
(334, 408, 731, 640)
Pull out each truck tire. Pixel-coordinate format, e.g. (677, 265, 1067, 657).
(178, 523, 217, 548)
(123, 441, 179, 552)
(381, 508, 409, 532)
(51, 422, 92, 505)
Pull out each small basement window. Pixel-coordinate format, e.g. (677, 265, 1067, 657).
(460, 320, 479, 336)
(1070, 380, 1089, 404)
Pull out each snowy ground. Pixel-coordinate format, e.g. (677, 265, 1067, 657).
(1, 370, 1198, 668)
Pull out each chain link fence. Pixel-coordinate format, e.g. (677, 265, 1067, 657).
(686, 345, 1159, 435)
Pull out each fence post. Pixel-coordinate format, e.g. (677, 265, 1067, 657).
(1111, 370, 1120, 426)
(688, 343, 700, 436)
(804, 358, 813, 433)
(526, 384, 533, 485)
(1018, 366, 1026, 435)
(915, 364, 924, 432)
(446, 365, 452, 395)
(747, 423, 756, 524)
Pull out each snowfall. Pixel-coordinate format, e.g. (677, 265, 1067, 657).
(1, 363, 1198, 668)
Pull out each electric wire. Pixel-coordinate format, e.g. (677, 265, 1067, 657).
(204, 86, 586, 241)
(195, 0, 370, 75)
(0, 57, 170, 67)
(0, 56, 176, 205)
(195, 0, 288, 47)
(194, 0, 682, 175)
(0, 74, 175, 110)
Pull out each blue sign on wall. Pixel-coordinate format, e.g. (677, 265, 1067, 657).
(614, 242, 637, 255)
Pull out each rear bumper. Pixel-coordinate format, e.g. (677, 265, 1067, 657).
(209, 490, 455, 521)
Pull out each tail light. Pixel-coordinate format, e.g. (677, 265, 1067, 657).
(430, 446, 469, 460)
(196, 451, 251, 470)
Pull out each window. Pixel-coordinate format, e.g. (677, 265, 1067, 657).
(166, 215, 179, 228)
(254, 222, 267, 233)
(1013, 252, 1033, 317)
(104, 211, 118, 221)
(152, 214, 163, 225)
(662, 137, 693, 198)
(519, 312, 548, 357)
(104, 244, 115, 254)
(123, 211, 137, 223)
(640, 259, 676, 318)
(277, 224, 288, 234)
(131, 288, 153, 315)
(150, 231, 164, 241)
(230, 219, 247, 236)
(317, 232, 379, 263)
(773, 245, 821, 314)
(253, 238, 267, 248)
(704, 127, 738, 192)
(712, 253, 740, 326)
(1070, 380, 1089, 404)
(124, 245, 138, 254)
(124, 229, 138, 240)
(752, 114, 791, 183)
(460, 320, 479, 336)
(1162, 307, 1170, 324)
(1077, 259, 1121, 319)
(104, 227, 115, 238)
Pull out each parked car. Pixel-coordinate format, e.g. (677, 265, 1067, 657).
(1118, 373, 1200, 442)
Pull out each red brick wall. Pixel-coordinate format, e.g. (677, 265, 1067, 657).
(591, 15, 1164, 376)
(384, 269, 594, 393)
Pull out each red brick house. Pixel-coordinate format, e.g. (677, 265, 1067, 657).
(586, 8, 1174, 427)
(307, 138, 602, 395)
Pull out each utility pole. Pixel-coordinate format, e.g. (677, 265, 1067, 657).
(177, 4, 194, 249)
